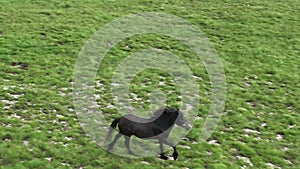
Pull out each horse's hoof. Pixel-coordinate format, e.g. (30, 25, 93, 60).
(159, 154, 169, 160)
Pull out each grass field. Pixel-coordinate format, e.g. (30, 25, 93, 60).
(1, 0, 299, 168)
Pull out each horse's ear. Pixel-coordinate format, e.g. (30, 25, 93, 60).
(164, 107, 172, 115)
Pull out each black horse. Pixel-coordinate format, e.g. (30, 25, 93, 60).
(100, 107, 191, 160)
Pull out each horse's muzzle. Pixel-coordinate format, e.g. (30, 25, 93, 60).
(183, 123, 192, 130)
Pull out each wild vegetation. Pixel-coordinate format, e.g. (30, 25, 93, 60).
(0, 1, 299, 168)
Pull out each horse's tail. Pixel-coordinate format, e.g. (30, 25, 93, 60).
(98, 118, 121, 146)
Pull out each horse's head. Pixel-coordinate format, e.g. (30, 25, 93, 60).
(154, 107, 192, 131)
(174, 108, 192, 131)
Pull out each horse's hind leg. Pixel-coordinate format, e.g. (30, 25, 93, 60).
(124, 136, 135, 155)
(107, 133, 122, 151)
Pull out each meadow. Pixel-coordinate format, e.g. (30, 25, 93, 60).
(0, 0, 299, 168)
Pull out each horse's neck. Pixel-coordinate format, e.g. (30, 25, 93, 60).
(154, 113, 177, 129)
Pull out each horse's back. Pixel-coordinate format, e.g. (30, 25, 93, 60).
(122, 114, 152, 123)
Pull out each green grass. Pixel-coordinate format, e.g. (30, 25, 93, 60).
(1, 0, 299, 168)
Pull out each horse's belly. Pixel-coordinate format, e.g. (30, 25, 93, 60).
(134, 127, 161, 139)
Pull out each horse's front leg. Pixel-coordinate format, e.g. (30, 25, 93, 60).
(161, 138, 178, 160)
(158, 139, 168, 160)
(172, 146, 178, 160)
